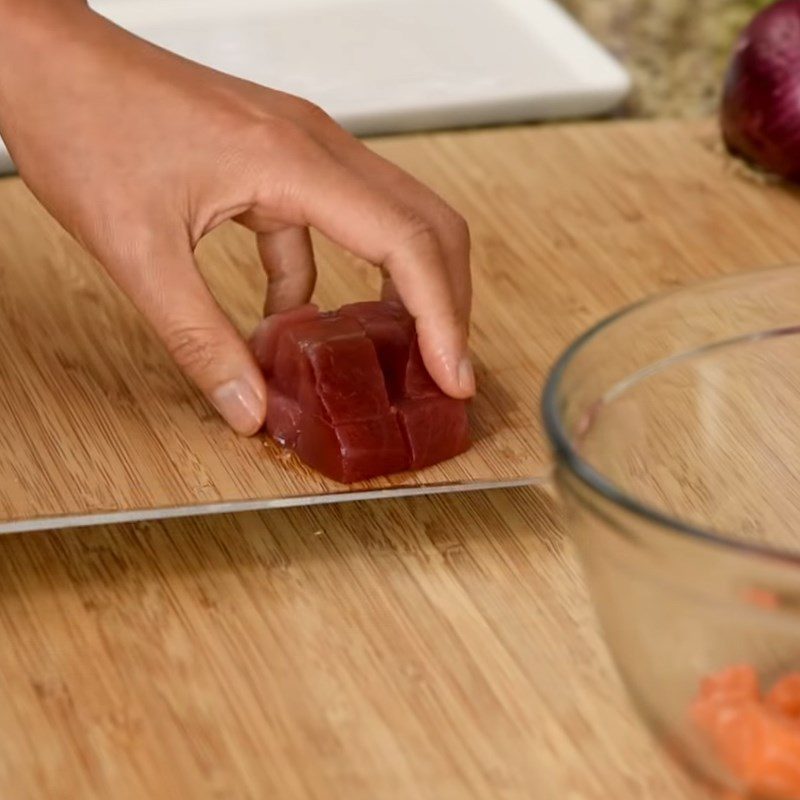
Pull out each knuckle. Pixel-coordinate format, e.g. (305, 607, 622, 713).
(399, 214, 438, 250)
(293, 98, 334, 130)
(164, 325, 219, 375)
(446, 209, 471, 246)
(434, 204, 471, 251)
(245, 116, 311, 155)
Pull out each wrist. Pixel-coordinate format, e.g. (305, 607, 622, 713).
(0, 0, 99, 150)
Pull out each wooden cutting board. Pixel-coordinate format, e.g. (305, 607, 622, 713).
(3, 117, 800, 532)
(0, 488, 702, 799)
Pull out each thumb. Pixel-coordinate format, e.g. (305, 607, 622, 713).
(113, 242, 267, 435)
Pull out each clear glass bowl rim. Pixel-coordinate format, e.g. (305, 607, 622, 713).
(541, 264, 800, 566)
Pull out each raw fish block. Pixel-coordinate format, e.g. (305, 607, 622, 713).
(253, 301, 472, 483)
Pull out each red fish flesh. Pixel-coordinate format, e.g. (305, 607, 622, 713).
(251, 302, 471, 483)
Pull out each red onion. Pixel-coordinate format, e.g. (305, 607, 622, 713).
(721, 0, 800, 180)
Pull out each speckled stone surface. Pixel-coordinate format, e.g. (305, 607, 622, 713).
(561, 0, 772, 118)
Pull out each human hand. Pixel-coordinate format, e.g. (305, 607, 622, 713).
(0, 1, 474, 434)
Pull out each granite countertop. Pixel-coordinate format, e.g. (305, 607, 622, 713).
(561, 0, 771, 118)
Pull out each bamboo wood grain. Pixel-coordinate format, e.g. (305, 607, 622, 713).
(0, 115, 800, 523)
(0, 488, 701, 799)
(3, 118, 800, 528)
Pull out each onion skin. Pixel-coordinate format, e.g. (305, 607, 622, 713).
(721, 0, 800, 181)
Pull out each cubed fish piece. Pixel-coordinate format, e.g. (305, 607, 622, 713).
(264, 388, 303, 448)
(340, 301, 415, 399)
(304, 335, 392, 424)
(296, 413, 409, 483)
(250, 304, 319, 376)
(272, 314, 363, 397)
(396, 395, 471, 469)
(402, 337, 440, 398)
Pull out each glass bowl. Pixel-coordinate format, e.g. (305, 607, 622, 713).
(542, 265, 800, 800)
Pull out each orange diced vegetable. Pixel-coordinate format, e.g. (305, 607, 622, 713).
(691, 665, 800, 799)
(767, 674, 800, 720)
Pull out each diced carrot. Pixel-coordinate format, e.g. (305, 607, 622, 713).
(691, 667, 761, 783)
(692, 666, 800, 799)
(767, 674, 800, 720)
(696, 701, 765, 779)
(695, 664, 761, 707)
(746, 708, 800, 797)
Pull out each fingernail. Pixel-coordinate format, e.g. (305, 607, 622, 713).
(211, 378, 264, 435)
(458, 356, 476, 395)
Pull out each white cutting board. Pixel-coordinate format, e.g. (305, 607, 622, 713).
(0, 0, 628, 174)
